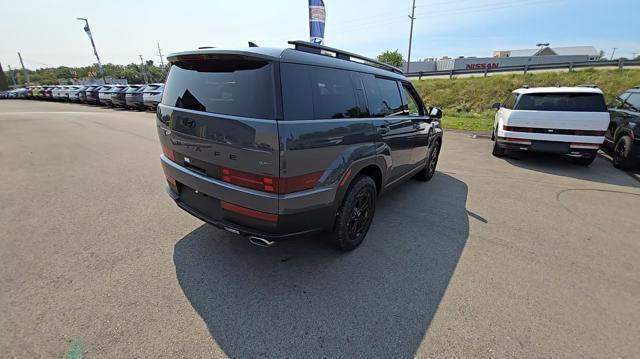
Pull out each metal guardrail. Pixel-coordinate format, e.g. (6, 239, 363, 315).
(406, 59, 640, 79)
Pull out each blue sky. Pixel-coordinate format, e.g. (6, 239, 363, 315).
(1, 0, 638, 69)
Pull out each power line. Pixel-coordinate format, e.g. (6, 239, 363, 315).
(610, 48, 617, 60)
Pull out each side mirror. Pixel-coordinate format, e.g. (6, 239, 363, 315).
(429, 107, 443, 119)
(492, 102, 501, 110)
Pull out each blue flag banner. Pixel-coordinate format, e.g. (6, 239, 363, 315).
(309, 0, 326, 45)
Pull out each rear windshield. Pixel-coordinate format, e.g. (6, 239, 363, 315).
(515, 93, 607, 112)
(162, 57, 276, 119)
(144, 84, 163, 91)
(126, 86, 142, 93)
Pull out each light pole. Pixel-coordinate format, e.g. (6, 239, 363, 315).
(77, 18, 106, 82)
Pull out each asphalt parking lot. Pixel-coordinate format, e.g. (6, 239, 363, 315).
(1, 100, 639, 358)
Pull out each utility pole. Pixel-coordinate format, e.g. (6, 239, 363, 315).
(17, 52, 29, 84)
(156, 43, 165, 69)
(7, 65, 17, 86)
(138, 55, 149, 84)
(406, 0, 416, 73)
(633, 52, 637, 60)
(610, 48, 617, 60)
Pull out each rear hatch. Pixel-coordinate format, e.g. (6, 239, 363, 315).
(158, 54, 281, 215)
(143, 84, 163, 96)
(507, 92, 609, 133)
(125, 86, 143, 98)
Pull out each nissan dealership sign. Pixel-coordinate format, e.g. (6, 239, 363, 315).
(466, 62, 499, 70)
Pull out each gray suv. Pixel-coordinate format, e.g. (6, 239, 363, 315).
(158, 41, 443, 251)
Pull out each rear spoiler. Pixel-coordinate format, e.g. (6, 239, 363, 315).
(167, 49, 280, 63)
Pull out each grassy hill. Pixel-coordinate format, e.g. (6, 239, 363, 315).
(412, 68, 640, 132)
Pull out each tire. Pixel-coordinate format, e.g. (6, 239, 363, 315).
(331, 175, 377, 251)
(492, 139, 505, 157)
(613, 136, 633, 169)
(571, 151, 597, 166)
(415, 141, 441, 181)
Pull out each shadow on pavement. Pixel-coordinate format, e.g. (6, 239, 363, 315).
(173, 173, 469, 358)
(503, 150, 638, 187)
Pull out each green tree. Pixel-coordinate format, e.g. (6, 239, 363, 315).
(377, 50, 404, 68)
(0, 63, 9, 90)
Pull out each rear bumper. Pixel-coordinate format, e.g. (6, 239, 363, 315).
(111, 98, 126, 106)
(144, 100, 159, 108)
(160, 155, 336, 240)
(496, 137, 599, 156)
(126, 97, 145, 108)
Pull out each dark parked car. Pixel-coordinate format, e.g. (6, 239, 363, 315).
(42, 86, 54, 100)
(77, 86, 90, 102)
(143, 83, 164, 110)
(98, 85, 116, 105)
(602, 86, 640, 168)
(85, 86, 102, 104)
(124, 85, 146, 109)
(110, 85, 129, 107)
(158, 41, 443, 251)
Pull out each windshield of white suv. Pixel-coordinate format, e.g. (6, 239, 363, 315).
(515, 93, 607, 112)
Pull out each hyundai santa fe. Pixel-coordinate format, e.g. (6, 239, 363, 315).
(157, 41, 443, 251)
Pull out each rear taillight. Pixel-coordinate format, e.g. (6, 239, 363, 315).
(278, 172, 323, 194)
(503, 125, 533, 132)
(570, 143, 600, 149)
(165, 174, 177, 187)
(220, 167, 275, 192)
(575, 130, 605, 136)
(219, 167, 322, 194)
(162, 144, 175, 162)
(221, 201, 278, 222)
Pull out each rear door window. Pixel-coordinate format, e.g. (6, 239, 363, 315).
(362, 75, 404, 117)
(401, 83, 423, 116)
(515, 93, 607, 112)
(502, 93, 519, 109)
(281, 64, 362, 120)
(625, 93, 640, 110)
(162, 57, 277, 119)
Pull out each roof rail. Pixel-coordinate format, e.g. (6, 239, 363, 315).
(577, 84, 599, 88)
(288, 40, 404, 75)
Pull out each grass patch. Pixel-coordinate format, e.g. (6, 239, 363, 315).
(441, 115, 493, 132)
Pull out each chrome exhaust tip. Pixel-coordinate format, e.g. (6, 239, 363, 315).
(249, 236, 275, 248)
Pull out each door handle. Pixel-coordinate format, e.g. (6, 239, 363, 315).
(377, 125, 390, 135)
(413, 122, 426, 130)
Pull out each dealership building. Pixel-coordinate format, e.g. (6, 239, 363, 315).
(403, 46, 601, 73)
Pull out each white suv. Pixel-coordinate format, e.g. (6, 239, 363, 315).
(491, 86, 610, 165)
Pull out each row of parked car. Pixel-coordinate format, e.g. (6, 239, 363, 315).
(0, 84, 165, 110)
